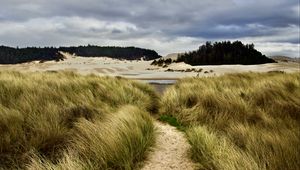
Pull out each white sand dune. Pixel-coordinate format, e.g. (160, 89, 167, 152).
(0, 52, 299, 79)
(163, 53, 181, 61)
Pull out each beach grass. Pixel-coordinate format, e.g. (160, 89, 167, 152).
(160, 72, 300, 170)
(0, 71, 158, 169)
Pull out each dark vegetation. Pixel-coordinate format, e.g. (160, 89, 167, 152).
(151, 58, 172, 67)
(0, 45, 161, 64)
(165, 68, 203, 73)
(158, 115, 185, 131)
(59, 45, 160, 60)
(0, 46, 64, 64)
(177, 41, 276, 65)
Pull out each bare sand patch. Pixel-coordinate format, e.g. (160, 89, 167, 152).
(93, 68, 116, 73)
(63, 68, 78, 72)
(141, 121, 198, 170)
(127, 66, 134, 70)
(113, 67, 128, 72)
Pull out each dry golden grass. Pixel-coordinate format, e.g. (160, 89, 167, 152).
(160, 72, 300, 170)
(0, 71, 158, 169)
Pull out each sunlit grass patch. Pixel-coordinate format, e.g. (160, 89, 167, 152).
(0, 71, 158, 169)
(160, 72, 300, 170)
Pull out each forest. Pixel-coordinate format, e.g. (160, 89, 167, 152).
(0, 45, 161, 64)
(0, 46, 63, 64)
(59, 45, 160, 60)
(177, 41, 275, 65)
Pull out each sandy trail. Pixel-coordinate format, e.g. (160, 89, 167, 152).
(141, 121, 198, 170)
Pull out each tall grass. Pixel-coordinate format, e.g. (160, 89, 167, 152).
(0, 71, 158, 169)
(160, 72, 300, 170)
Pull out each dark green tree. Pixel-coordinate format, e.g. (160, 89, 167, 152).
(177, 41, 275, 65)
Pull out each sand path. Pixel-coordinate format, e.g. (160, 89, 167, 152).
(141, 121, 198, 170)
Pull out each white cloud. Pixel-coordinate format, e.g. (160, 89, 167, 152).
(0, 17, 138, 36)
(255, 42, 299, 57)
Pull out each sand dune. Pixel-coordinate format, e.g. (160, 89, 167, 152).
(0, 52, 299, 79)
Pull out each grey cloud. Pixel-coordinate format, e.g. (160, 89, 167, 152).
(0, 0, 299, 57)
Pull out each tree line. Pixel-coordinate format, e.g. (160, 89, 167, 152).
(0, 45, 161, 64)
(0, 46, 63, 64)
(177, 41, 275, 65)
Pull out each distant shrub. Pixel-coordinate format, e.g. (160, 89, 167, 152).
(151, 58, 173, 67)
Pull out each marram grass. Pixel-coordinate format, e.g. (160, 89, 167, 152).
(0, 71, 158, 170)
(160, 72, 300, 170)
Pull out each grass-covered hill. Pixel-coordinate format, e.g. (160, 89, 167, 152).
(0, 45, 161, 64)
(177, 41, 276, 65)
(159, 72, 300, 170)
(0, 71, 158, 169)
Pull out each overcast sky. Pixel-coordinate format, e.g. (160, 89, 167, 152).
(0, 0, 299, 57)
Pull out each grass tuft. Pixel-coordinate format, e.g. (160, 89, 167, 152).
(160, 72, 300, 170)
(0, 71, 158, 169)
(158, 115, 185, 131)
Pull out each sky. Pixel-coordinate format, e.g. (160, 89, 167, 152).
(0, 0, 299, 57)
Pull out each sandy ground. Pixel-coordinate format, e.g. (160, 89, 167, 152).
(0, 52, 299, 79)
(141, 121, 198, 170)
